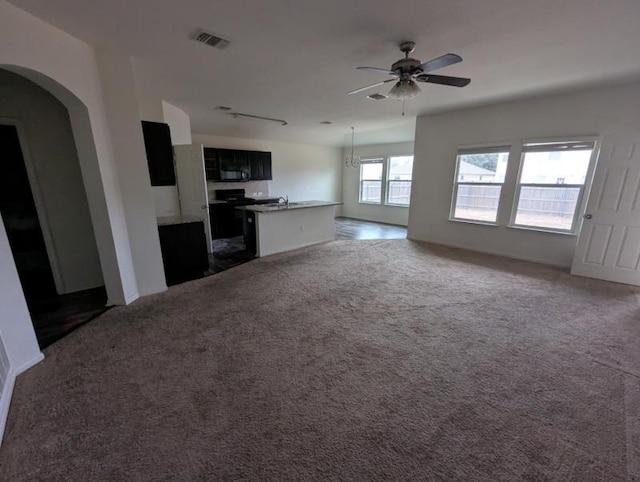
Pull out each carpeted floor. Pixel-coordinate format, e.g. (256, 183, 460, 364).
(1, 240, 639, 480)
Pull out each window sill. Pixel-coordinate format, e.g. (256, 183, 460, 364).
(358, 201, 382, 205)
(384, 203, 410, 208)
(506, 225, 577, 236)
(448, 218, 498, 227)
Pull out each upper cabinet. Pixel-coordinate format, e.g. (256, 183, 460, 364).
(203, 147, 272, 181)
(141, 121, 176, 186)
(249, 151, 273, 180)
(203, 147, 220, 181)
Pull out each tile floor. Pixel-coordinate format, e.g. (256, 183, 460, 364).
(207, 217, 407, 275)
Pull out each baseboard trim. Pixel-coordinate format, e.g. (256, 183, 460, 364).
(0, 352, 44, 447)
(0, 368, 17, 447)
(124, 292, 140, 305)
(407, 236, 569, 269)
(108, 292, 140, 306)
(14, 352, 44, 376)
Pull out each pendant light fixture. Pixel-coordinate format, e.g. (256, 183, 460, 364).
(345, 127, 361, 167)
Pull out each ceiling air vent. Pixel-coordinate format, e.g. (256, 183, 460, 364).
(367, 93, 388, 101)
(189, 29, 230, 49)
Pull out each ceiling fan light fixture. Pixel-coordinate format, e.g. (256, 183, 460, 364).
(388, 79, 421, 100)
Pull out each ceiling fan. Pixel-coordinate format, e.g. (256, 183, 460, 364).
(347, 41, 471, 100)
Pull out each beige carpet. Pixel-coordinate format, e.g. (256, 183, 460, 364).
(1, 240, 639, 480)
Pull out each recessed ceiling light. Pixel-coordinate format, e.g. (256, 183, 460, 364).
(320, 121, 332, 125)
(214, 105, 232, 111)
(367, 93, 388, 100)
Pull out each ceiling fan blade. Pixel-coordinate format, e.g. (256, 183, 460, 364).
(419, 53, 462, 73)
(415, 74, 471, 87)
(347, 78, 395, 95)
(356, 66, 396, 74)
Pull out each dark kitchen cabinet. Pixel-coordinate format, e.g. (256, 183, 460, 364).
(233, 149, 249, 167)
(248, 151, 272, 180)
(158, 221, 209, 286)
(141, 121, 176, 186)
(216, 148, 234, 167)
(202, 147, 272, 181)
(217, 148, 249, 168)
(203, 148, 220, 181)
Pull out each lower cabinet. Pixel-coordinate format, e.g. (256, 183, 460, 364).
(158, 221, 209, 286)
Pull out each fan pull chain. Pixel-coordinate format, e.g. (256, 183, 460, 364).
(402, 100, 406, 116)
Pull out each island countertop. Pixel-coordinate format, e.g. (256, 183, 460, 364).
(236, 201, 342, 213)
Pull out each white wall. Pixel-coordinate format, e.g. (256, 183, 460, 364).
(95, 49, 167, 297)
(152, 187, 180, 217)
(192, 134, 343, 205)
(162, 101, 192, 145)
(0, 0, 144, 379)
(0, 69, 103, 294)
(409, 81, 640, 267)
(342, 141, 414, 226)
(0, 0, 186, 384)
(153, 101, 193, 216)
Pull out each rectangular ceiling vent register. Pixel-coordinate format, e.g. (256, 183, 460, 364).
(190, 29, 230, 49)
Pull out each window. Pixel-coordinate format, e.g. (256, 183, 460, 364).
(359, 159, 383, 204)
(386, 156, 414, 206)
(451, 147, 510, 223)
(511, 140, 595, 232)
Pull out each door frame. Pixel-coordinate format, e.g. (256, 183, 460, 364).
(0, 117, 64, 293)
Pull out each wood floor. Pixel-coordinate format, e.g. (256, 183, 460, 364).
(29, 286, 110, 349)
(335, 217, 407, 240)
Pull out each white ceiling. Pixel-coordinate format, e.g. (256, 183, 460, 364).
(8, 0, 640, 147)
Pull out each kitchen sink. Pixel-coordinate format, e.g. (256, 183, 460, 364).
(259, 201, 313, 208)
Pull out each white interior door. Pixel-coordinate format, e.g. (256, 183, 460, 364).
(571, 135, 640, 286)
(174, 144, 213, 253)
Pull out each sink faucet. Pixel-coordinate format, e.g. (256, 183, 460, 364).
(278, 195, 289, 207)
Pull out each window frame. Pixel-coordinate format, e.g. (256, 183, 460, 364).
(358, 157, 385, 205)
(508, 137, 599, 235)
(385, 155, 414, 207)
(449, 145, 512, 226)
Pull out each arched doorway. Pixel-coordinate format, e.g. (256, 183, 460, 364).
(0, 68, 110, 348)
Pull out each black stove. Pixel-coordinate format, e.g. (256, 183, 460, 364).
(215, 189, 279, 206)
(215, 189, 253, 206)
(211, 189, 281, 240)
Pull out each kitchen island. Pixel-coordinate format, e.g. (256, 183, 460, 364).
(237, 201, 342, 257)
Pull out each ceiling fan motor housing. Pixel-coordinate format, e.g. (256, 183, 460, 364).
(391, 57, 422, 74)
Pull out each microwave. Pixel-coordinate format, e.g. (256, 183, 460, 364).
(220, 168, 250, 182)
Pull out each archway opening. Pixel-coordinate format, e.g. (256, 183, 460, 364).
(0, 68, 110, 348)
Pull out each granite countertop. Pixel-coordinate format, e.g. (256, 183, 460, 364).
(157, 215, 205, 226)
(236, 201, 342, 213)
